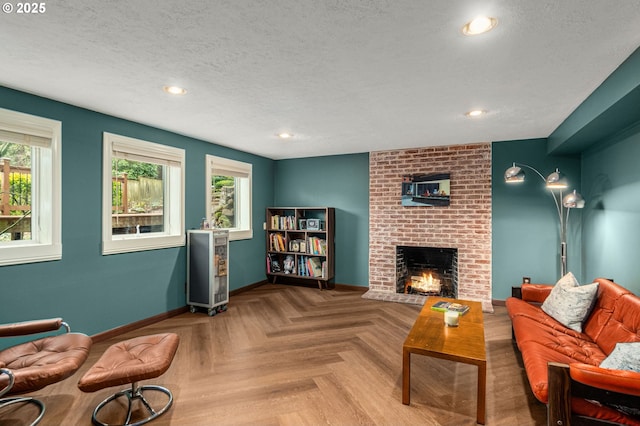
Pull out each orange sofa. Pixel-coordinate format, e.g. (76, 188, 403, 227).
(506, 277, 640, 425)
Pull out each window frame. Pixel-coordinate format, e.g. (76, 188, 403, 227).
(0, 107, 62, 266)
(206, 155, 253, 241)
(102, 132, 185, 255)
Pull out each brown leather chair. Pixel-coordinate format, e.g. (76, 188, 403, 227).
(0, 318, 92, 425)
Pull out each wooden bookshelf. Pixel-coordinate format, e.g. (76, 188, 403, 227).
(266, 207, 335, 289)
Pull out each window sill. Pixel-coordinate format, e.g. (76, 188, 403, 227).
(102, 234, 185, 255)
(228, 228, 253, 241)
(0, 243, 62, 266)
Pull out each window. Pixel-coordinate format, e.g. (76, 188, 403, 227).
(206, 155, 252, 240)
(102, 133, 185, 254)
(0, 108, 61, 266)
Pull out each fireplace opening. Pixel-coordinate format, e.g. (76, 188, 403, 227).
(396, 246, 458, 298)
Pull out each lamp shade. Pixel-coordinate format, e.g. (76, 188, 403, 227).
(504, 163, 525, 183)
(563, 190, 585, 208)
(546, 169, 568, 189)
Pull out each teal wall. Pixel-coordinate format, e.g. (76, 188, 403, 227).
(580, 122, 640, 294)
(549, 46, 640, 295)
(0, 86, 274, 337)
(274, 153, 370, 286)
(492, 46, 640, 298)
(491, 139, 582, 299)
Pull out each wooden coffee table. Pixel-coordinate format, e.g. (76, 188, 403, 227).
(402, 296, 487, 424)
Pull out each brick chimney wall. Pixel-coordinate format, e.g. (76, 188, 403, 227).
(369, 143, 492, 304)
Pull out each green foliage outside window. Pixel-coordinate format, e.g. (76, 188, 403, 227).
(0, 142, 32, 214)
(112, 181, 123, 213)
(112, 159, 159, 180)
(211, 175, 235, 228)
(214, 177, 234, 189)
(8, 172, 31, 212)
(0, 142, 30, 167)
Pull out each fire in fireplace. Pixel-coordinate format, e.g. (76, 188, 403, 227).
(407, 271, 441, 294)
(396, 246, 458, 298)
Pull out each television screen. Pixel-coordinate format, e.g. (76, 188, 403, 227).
(401, 173, 450, 206)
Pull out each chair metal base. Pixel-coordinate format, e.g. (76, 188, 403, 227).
(0, 396, 45, 426)
(91, 382, 173, 426)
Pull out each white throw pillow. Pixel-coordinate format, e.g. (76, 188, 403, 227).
(541, 272, 599, 332)
(555, 271, 580, 288)
(600, 342, 640, 372)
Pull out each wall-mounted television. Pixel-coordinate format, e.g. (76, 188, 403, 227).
(401, 173, 450, 206)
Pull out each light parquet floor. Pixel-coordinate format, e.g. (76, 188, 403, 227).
(1, 284, 546, 425)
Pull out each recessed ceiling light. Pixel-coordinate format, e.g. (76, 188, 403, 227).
(163, 85, 187, 95)
(462, 16, 497, 36)
(465, 109, 487, 117)
(277, 132, 293, 139)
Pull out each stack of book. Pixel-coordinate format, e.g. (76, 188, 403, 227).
(430, 301, 470, 315)
(297, 256, 324, 277)
(270, 215, 296, 230)
(269, 233, 286, 251)
(307, 237, 327, 255)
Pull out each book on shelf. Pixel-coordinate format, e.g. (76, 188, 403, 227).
(295, 256, 323, 277)
(430, 301, 470, 315)
(307, 236, 327, 255)
(271, 214, 296, 230)
(297, 256, 307, 276)
(307, 257, 323, 277)
(269, 233, 286, 251)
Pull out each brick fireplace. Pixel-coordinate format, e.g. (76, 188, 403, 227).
(369, 143, 492, 308)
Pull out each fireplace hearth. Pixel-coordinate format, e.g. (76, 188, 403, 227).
(396, 246, 458, 298)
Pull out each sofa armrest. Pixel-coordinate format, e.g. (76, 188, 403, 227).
(548, 362, 572, 425)
(570, 363, 640, 397)
(521, 284, 553, 304)
(548, 362, 640, 426)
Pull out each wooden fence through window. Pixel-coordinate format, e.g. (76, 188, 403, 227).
(0, 158, 31, 216)
(1, 159, 131, 215)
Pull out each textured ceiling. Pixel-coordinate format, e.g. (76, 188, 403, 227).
(1, 1, 640, 159)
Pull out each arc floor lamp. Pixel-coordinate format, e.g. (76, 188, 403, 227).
(504, 163, 585, 277)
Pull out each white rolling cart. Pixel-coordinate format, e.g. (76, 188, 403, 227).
(187, 230, 229, 316)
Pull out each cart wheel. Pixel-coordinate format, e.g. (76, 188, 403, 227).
(189, 306, 196, 313)
(221, 304, 228, 312)
(208, 308, 217, 317)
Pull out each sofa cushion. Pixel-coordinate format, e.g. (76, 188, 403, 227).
(512, 314, 605, 365)
(517, 340, 578, 403)
(600, 342, 640, 372)
(592, 291, 640, 355)
(583, 278, 633, 344)
(507, 297, 586, 340)
(541, 274, 599, 332)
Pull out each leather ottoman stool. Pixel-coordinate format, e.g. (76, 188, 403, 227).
(78, 333, 179, 426)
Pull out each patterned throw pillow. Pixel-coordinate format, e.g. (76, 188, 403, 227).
(600, 342, 640, 372)
(541, 272, 599, 333)
(555, 271, 580, 288)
